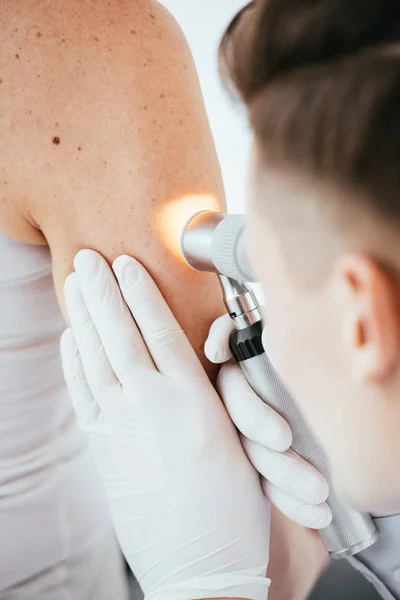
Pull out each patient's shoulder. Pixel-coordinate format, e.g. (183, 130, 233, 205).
(0, 0, 197, 244)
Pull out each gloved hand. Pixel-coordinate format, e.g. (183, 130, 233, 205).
(205, 314, 332, 530)
(60, 250, 270, 600)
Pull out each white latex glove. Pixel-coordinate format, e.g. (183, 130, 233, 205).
(60, 250, 270, 600)
(205, 314, 332, 531)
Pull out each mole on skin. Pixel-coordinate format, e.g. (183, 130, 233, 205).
(52, 137, 61, 145)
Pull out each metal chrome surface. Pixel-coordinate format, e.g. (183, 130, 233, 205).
(218, 276, 262, 330)
(181, 211, 224, 272)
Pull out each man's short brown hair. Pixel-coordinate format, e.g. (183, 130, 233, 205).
(219, 0, 400, 221)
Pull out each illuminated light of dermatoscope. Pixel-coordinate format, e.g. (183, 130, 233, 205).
(158, 194, 220, 259)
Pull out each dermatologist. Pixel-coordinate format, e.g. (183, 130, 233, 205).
(61, 1, 400, 600)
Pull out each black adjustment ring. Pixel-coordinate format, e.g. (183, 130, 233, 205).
(229, 320, 264, 362)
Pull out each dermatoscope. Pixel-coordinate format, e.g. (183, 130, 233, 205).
(181, 210, 379, 560)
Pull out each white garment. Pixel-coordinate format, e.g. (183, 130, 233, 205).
(0, 234, 128, 598)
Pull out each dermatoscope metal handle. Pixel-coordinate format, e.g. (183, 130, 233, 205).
(229, 317, 379, 559)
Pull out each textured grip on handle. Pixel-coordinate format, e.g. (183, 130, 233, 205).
(239, 351, 378, 559)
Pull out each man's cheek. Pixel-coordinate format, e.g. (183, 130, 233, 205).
(262, 317, 307, 401)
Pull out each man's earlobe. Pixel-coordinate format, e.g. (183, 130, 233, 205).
(334, 254, 400, 384)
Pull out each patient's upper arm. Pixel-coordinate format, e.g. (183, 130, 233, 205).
(0, 0, 226, 379)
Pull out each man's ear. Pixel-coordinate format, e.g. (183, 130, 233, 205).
(334, 254, 400, 383)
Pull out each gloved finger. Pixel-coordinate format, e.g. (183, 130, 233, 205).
(60, 328, 101, 428)
(64, 272, 119, 394)
(73, 250, 154, 381)
(112, 255, 206, 384)
(263, 480, 332, 530)
(217, 362, 292, 452)
(242, 437, 330, 506)
(204, 314, 234, 364)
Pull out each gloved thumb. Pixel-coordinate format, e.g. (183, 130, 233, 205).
(204, 314, 234, 364)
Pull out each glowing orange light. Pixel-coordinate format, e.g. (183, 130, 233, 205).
(158, 194, 220, 260)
